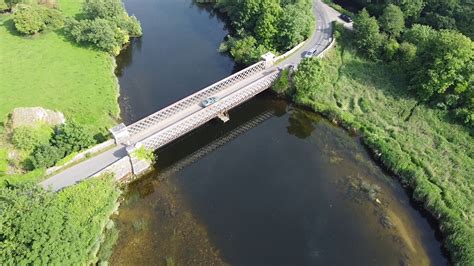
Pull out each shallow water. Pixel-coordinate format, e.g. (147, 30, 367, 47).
(111, 0, 447, 265)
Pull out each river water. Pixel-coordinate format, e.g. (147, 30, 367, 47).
(111, 0, 447, 265)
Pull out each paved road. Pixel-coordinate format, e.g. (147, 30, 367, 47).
(41, 0, 348, 191)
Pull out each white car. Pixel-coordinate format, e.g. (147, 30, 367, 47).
(200, 97, 219, 107)
(303, 48, 317, 58)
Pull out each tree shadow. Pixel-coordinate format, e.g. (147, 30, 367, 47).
(1, 17, 23, 37)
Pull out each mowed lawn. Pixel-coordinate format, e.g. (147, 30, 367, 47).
(0, 0, 119, 134)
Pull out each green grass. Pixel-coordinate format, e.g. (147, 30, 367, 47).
(0, 1, 119, 134)
(0, 148, 7, 175)
(291, 36, 474, 264)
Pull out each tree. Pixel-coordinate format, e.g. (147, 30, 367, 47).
(293, 58, 326, 99)
(354, 9, 383, 60)
(403, 24, 437, 48)
(397, 41, 417, 65)
(379, 4, 405, 37)
(409, 30, 474, 101)
(66, 18, 127, 55)
(387, 0, 425, 22)
(83, 0, 124, 19)
(277, 3, 314, 50)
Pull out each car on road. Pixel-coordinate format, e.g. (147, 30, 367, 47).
(303, 48, 317, 58)
(277, 64, 296, 71)
(200, 97, 219, 107)
(339, 14, 352, 23)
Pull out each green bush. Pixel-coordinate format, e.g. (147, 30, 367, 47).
(13, 4, 64, 35)
(132, 146, 155, 163)
(30, 144, 63, 168)
(13, 5, 46, 34)
(52, 121, 94, 156)
(11, 125, 53, 151)
(273, 69, 290, 94)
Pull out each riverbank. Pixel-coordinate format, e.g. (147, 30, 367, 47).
(283, 29, 473, 264)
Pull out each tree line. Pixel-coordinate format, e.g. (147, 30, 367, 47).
(352, 4, 473, 127)
(208, 0, 315, 64)
(346, 0, 473, 39)
(7, 0, 142, 55)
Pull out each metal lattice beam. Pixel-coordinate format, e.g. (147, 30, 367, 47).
(126, 61, 266, 137)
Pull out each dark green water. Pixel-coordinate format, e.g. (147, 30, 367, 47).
(112, 0, 447, 265)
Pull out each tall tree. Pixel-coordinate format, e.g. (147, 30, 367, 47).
(354, 9, 383, 60)
(379, 4, 405, 37)
(409, 30, 474, 100)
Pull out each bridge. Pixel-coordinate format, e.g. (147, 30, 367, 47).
(41, 0, 345, 191)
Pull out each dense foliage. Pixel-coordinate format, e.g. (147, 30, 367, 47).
(350, 6, 474, 127)
(0, 176, 120, 264)
(284, 26, 474, 265)
(30, 121, 94, 169)
(11, 125, 53, 151)
(214, 0, 314, 63)
(66, 0, 142, 54)
(344, 0, 473, 39)
(13, 4, 64, 35)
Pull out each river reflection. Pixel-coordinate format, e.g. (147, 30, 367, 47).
(111, 0, 447, 265)
(111, 96, 446, 265)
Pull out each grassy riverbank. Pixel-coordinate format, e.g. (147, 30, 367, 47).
(0, 0, 119, 133)
(285, 34, 474, 264)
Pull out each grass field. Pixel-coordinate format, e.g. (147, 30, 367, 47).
(291, 36, 474, 264)
(0, 0, 119, 134)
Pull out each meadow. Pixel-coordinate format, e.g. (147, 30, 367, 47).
(0, 0, 119, 134)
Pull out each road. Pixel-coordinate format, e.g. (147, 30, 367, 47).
(40, 0, 349, 191)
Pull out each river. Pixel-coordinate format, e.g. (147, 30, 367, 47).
(111, 0, 447, 265)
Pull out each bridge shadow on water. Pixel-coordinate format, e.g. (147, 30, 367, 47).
(119, 91, 447, 266)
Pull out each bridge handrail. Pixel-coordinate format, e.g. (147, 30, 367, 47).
(126, 60, 266, 137)
(140, 71, 280, 150)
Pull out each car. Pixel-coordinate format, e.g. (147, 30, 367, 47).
(200, 97, 219, 107)
(339, 14, 352, 23)
(278, 64, 295, 71)
(303, 48, 317, 58)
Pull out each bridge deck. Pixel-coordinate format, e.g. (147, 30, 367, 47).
(128, 69, 276, 146)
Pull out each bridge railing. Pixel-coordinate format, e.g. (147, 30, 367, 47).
(126, 60, 266, 137)
(140, 71, 280, 150)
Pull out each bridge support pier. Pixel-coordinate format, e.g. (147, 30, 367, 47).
(109, 123, 130, 145)
(217, 111, 230, 123)
(126, 143, 152, 176)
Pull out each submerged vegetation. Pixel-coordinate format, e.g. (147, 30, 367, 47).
(277, 26, 474, 264)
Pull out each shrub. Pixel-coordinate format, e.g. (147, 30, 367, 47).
(12, 4, 64, 35)
(13, 5, 45, 34)
(30, 144, 63, 168)
(11, 125, 53, 151)
(132, 146, 155, 163)
(52, 121, 94, 156)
